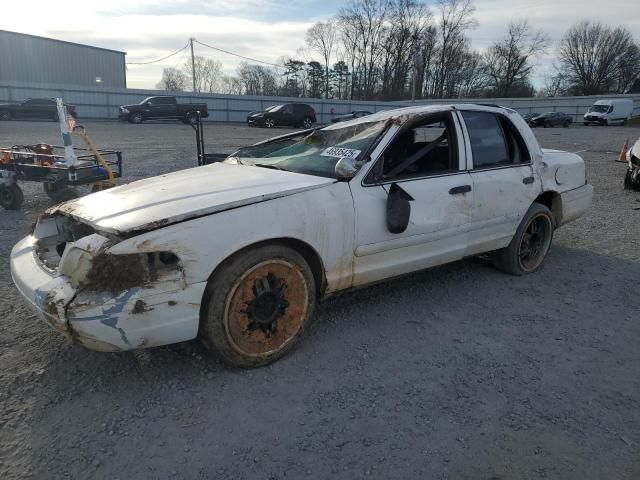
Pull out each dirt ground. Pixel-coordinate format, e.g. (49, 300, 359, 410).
(1, 119, 639, 479)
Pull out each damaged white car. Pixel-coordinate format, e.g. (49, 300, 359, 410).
(11, 104, 593, 367)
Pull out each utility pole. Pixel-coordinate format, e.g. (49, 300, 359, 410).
(411, 34, 419, 102)
(189, 37, 196, 93)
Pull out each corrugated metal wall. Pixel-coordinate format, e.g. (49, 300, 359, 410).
(1, 80, 639, 124)
(0, 31, 126, 88)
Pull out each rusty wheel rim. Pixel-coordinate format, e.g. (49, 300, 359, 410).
(224, 260, 309, 357)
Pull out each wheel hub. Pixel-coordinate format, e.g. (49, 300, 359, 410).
(242, 273, 289, 335)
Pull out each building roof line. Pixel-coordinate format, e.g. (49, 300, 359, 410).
(0, 29, 126, 55)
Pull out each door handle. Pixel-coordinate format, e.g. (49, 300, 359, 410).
(522, 176, 535, 184)
(449, 185, 472, 195)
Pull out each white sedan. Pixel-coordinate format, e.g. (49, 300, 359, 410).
(11, 104, 593, 367)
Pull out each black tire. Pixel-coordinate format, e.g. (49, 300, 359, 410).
(491, 203, 554, 276)
(264, 118, 275, 128)
(623, 170, 633, 190)
(185, 112, 198, 125)
(200, 245, 316, 368)
(301, 117, 313, 129)
(128, 112, 144, 124)
(563, 120, 570, 128)
(51, 112, 59, 122)
(583, 122, 588, 126)
(0, 184, 24, 210)
(621, 119, 627, 126)
(543, 120, 551, 128)
(0, 110, 11, 121)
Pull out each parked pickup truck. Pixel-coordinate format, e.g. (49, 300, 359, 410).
(0, 98, 77, 121)
(118, 96, 209, 124)
(11, 104, 592, 368)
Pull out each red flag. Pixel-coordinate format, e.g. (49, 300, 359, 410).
(66, 108, 76, 131)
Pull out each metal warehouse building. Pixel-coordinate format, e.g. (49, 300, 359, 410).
(0, 30, 126, 88)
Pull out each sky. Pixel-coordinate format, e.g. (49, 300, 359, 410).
(2, 0, 640, 90)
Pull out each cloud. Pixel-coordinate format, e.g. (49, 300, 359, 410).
(2, 0, 639, 89)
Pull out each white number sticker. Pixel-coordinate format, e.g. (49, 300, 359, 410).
(320, 147, 361, 159)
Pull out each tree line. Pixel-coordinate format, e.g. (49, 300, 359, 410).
(157, 0, 640, 100)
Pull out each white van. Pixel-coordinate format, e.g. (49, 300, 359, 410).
(584, 99, 634, 126)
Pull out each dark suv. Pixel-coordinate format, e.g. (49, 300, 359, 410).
(247, 103, 316, 129)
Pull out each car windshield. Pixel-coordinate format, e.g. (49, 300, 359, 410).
(227, 120, 389, 178)
(590, 105, 609, 113)
(266, 105, 283, 112)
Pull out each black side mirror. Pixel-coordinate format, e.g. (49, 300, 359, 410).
(386, 183, 414, 234)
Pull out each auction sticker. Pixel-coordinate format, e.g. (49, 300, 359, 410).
(320, 147, 361, 159)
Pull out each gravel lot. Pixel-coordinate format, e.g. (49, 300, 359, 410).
(1, 119, 639, 479)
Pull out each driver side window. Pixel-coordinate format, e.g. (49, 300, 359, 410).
(380, 113, 458, 180)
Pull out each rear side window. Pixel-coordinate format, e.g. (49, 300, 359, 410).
(462, 111, 509, 168)
(462, 111, 530, 168)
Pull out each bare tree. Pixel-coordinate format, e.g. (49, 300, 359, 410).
(339, 0, 391, 99)
(219, 75, 243, 95)
(156, 68, 187, 91)
(431, 0, 477, 98)
(237, 62, 278, 96)
(482, 21, 548, 97)
(306, 21, 337, 98)
(183, 56, 223, 93)
(559, 21, 640, 95)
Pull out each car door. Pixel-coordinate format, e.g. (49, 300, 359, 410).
(20, 99, 45, 119)
(149, 97, 177, 118)
(350, 111, 474, 286)
(457, 110, 539, 256)
(275, 104, 292, 126)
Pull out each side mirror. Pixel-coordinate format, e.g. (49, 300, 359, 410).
(335, 157, 358, 180)
(386, 183, 414, 234)
(145, 102, 152, 107)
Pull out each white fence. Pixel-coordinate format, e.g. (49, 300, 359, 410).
(1, 80, 639, 124)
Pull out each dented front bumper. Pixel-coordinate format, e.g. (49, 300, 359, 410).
(10, 234, 207, 352)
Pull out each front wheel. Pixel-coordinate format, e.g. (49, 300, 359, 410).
(544, 120, 551, 128)
(0, 110, 11, 121)
(200, 245, 316, 368)
(264, 118, 275, 128)
(0, 184, 24, 210)
(128, 112, 144, 124)
(491, 203, 554, 276)
(301, 117, 313, 129)
(563, 120, 570, 128)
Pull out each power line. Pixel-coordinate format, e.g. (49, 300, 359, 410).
(194, 38, 283, 69)
(126, 42, 190, 65)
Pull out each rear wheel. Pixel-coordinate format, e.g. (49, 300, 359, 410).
(264, 118, 275, 128)
(491, 203, 554, 275)
(0, 184, 24, 210)
(0, 110, 12, 121)
(200, 245, 316, 368)
(563, 120, 570, 128)
(185, 112, 198, 125)
(544, 120, 551, 128)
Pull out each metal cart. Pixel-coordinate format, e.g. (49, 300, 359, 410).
(0, 144, 123, 210)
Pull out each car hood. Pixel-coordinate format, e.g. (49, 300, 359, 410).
(47, 163, 336, 235)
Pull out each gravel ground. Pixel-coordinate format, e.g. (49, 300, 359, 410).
(1, 119, 639, 480)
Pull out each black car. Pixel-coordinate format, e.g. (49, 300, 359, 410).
(247, 103, 316, 128)
(118, 96, 209, 124)
(330, 110, 372, 123)
(0, 98, 77, 121)
(528, 111, 572, 128)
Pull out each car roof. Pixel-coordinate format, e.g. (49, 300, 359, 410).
(324, 103, 516, 129)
